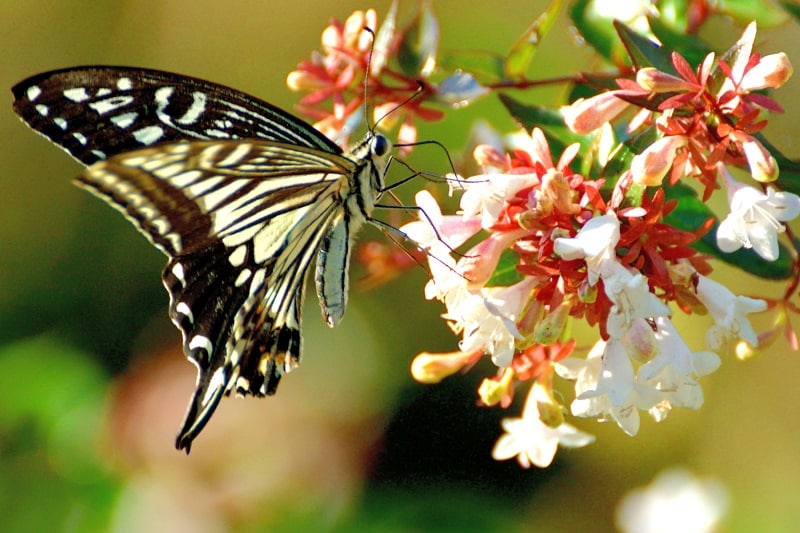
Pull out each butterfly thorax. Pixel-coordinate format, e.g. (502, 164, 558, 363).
(341, 132, 392, 225)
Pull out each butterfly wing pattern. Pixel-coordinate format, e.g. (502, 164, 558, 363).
(12, 67, 392, 452)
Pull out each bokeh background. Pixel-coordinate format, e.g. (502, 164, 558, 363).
(1, 1, 799, 531)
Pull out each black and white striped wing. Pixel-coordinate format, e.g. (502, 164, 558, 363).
(78, 140, 355, 451)
(12, 66, 341, 165)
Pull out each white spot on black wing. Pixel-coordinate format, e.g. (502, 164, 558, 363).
(26, 85, 41, 101)
(111, 112, 138, 129)
(171, 263, 186, 284)
(189, 335, 214, 357)
(63, 87, 89, 102)
(176, 302, 194, 325)
(133, 125, 165, 145)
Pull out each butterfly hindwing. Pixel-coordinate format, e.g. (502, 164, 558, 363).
(80, 139, 361, 451)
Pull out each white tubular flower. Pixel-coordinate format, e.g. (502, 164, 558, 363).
(561, 90, 631, 134)
(637, 317, 721, 414)
(400, 190, 481, 302)
(556, 340, 659, 437)
(602, 262, 671, 339)
(716, 169, 800, 261)
(629, 135, 688, 187)
(456, 278, 534, 368)
(492, 382, 595, 468)
(639, 317, 721, 383)
(695, 274, 766, 352)
(459, 173, 537, 228)
(554, 213, 621, 285)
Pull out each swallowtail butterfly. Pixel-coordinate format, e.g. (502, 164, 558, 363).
(12, 66, 393, 452)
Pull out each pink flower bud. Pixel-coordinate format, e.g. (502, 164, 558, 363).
(630, 135, 688, 186)
(562, 91, 630, 134)
(410, 349, 483, 384)
(286, 70, 322, 91)
(733, 132, 779, 183)
(636, 67, 696, 92)
(473, 144, 508, 171)
(740, 52, 793, 91)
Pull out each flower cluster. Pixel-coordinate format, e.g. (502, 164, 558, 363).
(401, 22, 794, 467)
(289, 6, 798, 469)
(286, 5, 445, 149)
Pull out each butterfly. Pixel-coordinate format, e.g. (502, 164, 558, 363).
(12, 66, 393, 452)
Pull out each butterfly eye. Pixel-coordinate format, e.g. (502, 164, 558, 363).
(371, 134, 391, 157)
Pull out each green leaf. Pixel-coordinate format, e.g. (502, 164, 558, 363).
(657, 0, 690, 31)
(397, 0, 439, 78)
(504, 0, 563, 79)
(614, 20, 674, 72)
(486, 250, 524, 287)
(647, 16, 710, 68)
(0, 335, 112, 482)
(497, 93, 584, 145)
(718, 0, 790, 27)
(663, 183, 793, 279)
(0, 336, 107, 429)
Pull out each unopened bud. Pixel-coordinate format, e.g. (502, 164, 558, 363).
(562, 91, 630, 134)
(411, 349, 483, 384)
(741, 52, 793, 91)
(636, 67, 696, 92)
(630, 135, 688, 186)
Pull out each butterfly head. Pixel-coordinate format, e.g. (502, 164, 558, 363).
(368, 132, 392, 190)
(371, 133, 391, 158)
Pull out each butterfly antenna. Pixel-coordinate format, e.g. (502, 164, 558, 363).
(373, 82, 426, 133)
(390, 141, 463, 190)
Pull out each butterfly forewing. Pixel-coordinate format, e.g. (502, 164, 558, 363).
(12, 66, 393, 452)
(12, 66, 341, 165)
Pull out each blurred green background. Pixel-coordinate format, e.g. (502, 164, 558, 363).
(1, 1, 800, 531)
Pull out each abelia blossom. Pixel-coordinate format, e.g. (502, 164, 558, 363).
(492, 382, 595, 468)
(293, 10, 794, 470)
(695, 274, 766, 353)
(716, 169, 800, 261)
